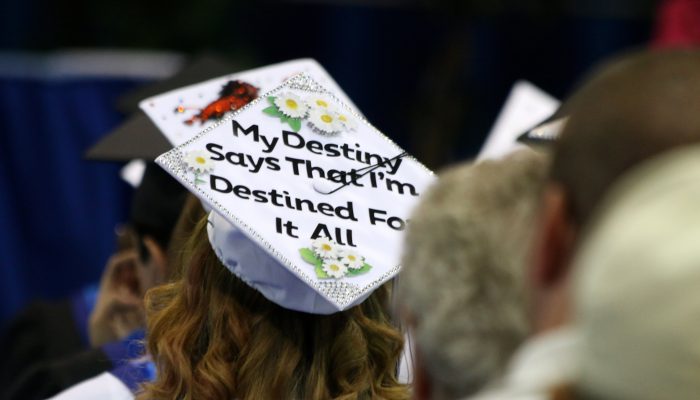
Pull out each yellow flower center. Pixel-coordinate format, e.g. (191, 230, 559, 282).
(330, 264, 340, 271)
(321, 114, 333, 123)
(285, 99, 298, 109)
(347, 255, 356, 261)
(322, 244, 332, 251)
(195, 156, 206, 164)
(316, 99, 328, 107)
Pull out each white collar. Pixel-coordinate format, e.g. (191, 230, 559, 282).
(467, 326, 581, 400)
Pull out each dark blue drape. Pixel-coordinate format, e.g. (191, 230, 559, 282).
(0, 77, 143, 324)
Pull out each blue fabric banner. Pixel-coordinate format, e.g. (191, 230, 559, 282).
(0, 77, 146, 324)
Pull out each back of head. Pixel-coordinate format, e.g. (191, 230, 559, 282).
(165, 193, 206, 279)
(551, 49, 700, 227)
(398, 149, 549, 398)
(142, 216, 407, 400)
(573, 144, 700, 400)
(130, 162, 189, 253)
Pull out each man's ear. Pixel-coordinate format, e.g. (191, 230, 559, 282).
(412, 346, 433, 400)
(532, 184, 577, 289)
(142, 236, 169, 283)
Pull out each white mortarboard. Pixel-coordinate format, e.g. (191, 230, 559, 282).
(85, 54, 240, 163)
(140, 58, 359, 148)
(89, 57, 358, 187)
(478, 80, 559, 161)
(156, 74, 435, 314)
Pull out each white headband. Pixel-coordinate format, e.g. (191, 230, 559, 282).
(207, 210, 372, 314)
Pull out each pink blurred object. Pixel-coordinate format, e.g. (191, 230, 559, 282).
(653, 0, 700, 48)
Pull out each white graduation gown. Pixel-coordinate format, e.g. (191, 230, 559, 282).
(50, 372, 133, 400)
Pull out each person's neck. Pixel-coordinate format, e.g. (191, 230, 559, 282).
(532, 280, 572, 336)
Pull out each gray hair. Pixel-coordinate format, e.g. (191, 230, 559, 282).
(398, 149, 549, 398)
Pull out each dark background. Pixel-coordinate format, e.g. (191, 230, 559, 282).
(0, 0, 658, 324)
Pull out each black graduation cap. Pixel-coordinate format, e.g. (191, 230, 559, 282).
(516, 108, 567, 146)
(130, 162, 188, 249)
(85, 113, 171, 161)
(85, 54, 245, 162)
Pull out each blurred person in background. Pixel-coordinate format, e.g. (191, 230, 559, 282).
(2, 162, 189, 399)
(45, 193, 205, 400)
(555, 144, 700, 400)
(476, 48, 700, 399)
(533, 48, 700, 335)
(398, 149, 549, 400)
(89, 162, 188, 348)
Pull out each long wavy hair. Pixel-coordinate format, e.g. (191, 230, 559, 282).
(139, 216, 408, 400)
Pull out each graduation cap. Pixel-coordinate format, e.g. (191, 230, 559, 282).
(516, 111, 567, 145)
(115, 54, 243, 114)
(87, 58, 358, 163)
(156, 74, 435, 314)
(138, 58, 359, 150)
(85, 55, 243, 162)
(85, 113, 172, 161)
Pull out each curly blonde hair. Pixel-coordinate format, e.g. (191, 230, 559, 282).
(139, 217, 408, 400)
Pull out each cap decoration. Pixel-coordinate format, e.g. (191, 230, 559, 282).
(183, 150, 215, 185)
(263, 92, 356, 135)
(140, 59, 361, 149)
(177, 80, 259, 126)
(300, 236, 372, 280)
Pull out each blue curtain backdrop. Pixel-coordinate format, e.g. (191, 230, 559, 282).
(0, 76, 142, 324)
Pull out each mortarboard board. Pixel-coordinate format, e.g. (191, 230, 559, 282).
(86, 58, 357, 163)
(85, 54, 243, 162)
(85, 113, 172, 161)
(139, 58, 359, 149)
(156, 74, 435, 314)
(516, 96, 575, 146)
(478, 80, 559, 161)
(115, 54, 244, 115)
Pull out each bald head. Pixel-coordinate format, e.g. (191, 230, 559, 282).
(551, 49, 700, 227)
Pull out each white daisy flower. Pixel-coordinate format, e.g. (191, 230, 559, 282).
(336, 111, 358, 131)
(312, 237, 338, 259)
(306, 95, 333, 111)
(184, 150, 214, 174)
(339, 249, 365, 270)
(308, 108, 342, 135)
(274, 92, 309, 119)
(322, 259, 348, 279)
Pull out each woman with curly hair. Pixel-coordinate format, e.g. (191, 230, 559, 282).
(138, 213, 408, 400)
(52, 77, 418, 400)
